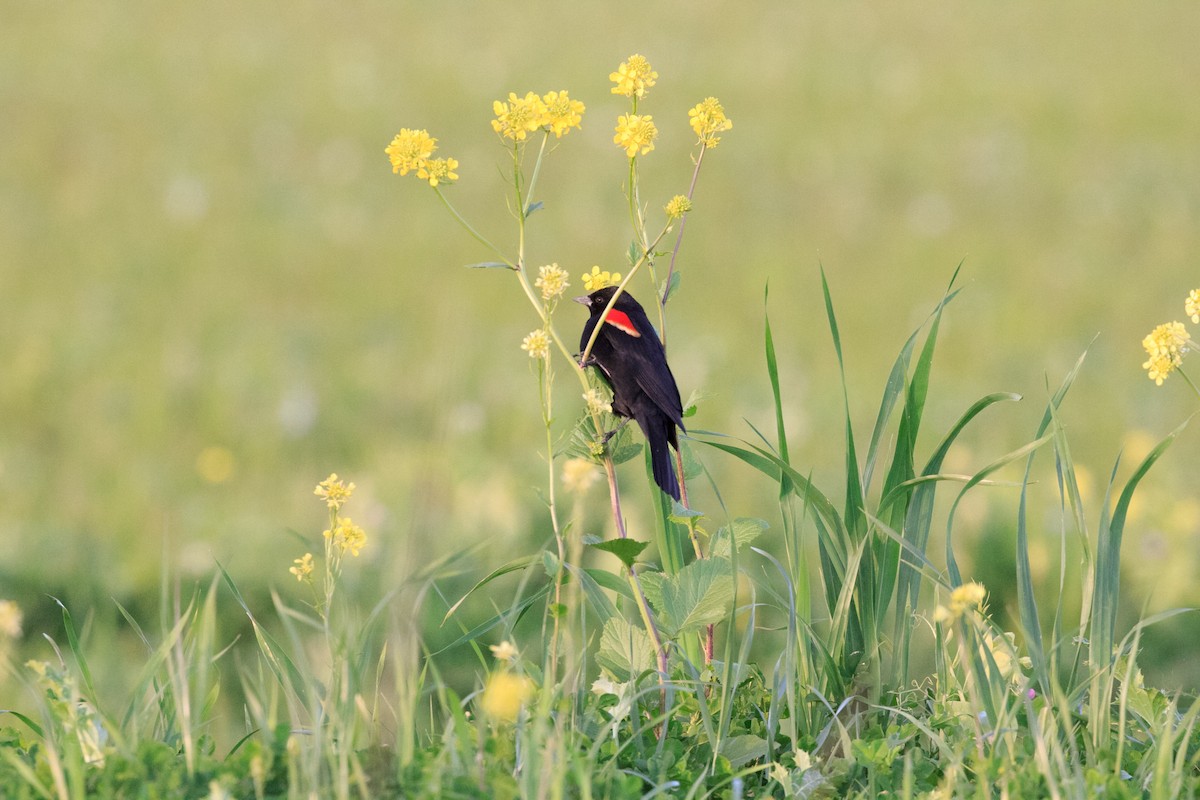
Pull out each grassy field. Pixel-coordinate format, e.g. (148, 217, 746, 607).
(2, 2, 1200, 795)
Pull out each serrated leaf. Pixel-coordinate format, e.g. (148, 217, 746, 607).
(589, 538, 649, 568)
(709, 518, 769, 558)
(659, 558, 735, 636)
(638, 571, 666, 613)
(596, 617, 655, 677)
(668, 502, 703, 524)
(465, 261, 513, 270)
(627, 240, 640, 266)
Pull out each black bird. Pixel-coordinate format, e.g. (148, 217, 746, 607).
(576, 286, 684, 501)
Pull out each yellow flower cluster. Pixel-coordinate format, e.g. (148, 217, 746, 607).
(324, 517, 367, 557)
(314, 473, 356, 511)
(385, 129, 459, 187)
(688, 97, 733, 148)
(1187, 288, 1200, 324)
(933, 581, 987, 624)
(480, 671, 535, 722)
(492, 90, 585, 141)
(534, 263, 570, 301)
(664, 194, 693, 219)
(290, 553, 314, 582)
(613, 113, 658, 158)
(610, 54, 658, 98)
(581, 265, 621, 292)
(489, 640, 519, 662)
(582, 387, 613, 416)
(1141, 321, 1191, 386)
(521, 329, 550, 360)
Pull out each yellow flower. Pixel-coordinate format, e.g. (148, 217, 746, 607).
(582, 388, 613, 416)
(289, 553, 314, 582)
(561, 457, 600, 494)
(0, 600, 22, 638)
(614, 114, 658, 158)
(385, 128, 437, 176)
(534, 263, 570, 300)
(1187, 289, 1200, 324)
(489, 640, 519, 662)
(610, 54, 658, 98)
(540, 90, 585, 138)
(521, 329, 550, 360)
(581, 265, 622, 292)
(480, 671, 535, 722)
(664, 194, 693, 219)
(315, 473, 356, 510)
(1141, 321, 1192, 385)
(688, 97, 733, 147)
(324, 517, 367, 556)
(492, 92, 547, 141)
(416, 157, 459, 187)
(933, 581, 987, 623)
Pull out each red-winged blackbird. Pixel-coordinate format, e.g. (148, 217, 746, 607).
(576, 287, 684, 501)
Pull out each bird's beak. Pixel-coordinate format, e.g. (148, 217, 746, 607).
(573, 295, 590, 306)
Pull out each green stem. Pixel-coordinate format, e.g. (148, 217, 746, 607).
(433, 187, 513, 268)
(659, 142, 708, 348)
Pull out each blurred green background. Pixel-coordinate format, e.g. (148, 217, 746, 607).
(2, 1, 1198, 694)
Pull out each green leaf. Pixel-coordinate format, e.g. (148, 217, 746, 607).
(465, 261, 512, 270)
(661, 270, 681, 303)
(596, 617, 655, 677)
(523, 200, 544, 218)
(590, 538, 649, 568)
(709, 518, 769, 558)
(668, 502, 703, 524)
(659, 558, 735, 636)
(720, 734, 769, 768)
(441, 554, 540, 624)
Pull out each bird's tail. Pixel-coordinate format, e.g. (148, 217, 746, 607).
(642, 417, 680, 502)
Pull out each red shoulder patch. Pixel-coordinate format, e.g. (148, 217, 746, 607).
(603, 309, 642, 337)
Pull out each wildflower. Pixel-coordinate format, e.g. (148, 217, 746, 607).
(610, 54, 658, 98)
(324, 517, 367, 556)
(534, 263, 570, 300)
(385, 128, 437, 176)
(480, 671, 534, 722)
(0, 600, 22, 638)
(688, 97, 733, 147)
(933, 581, 987, 623)
(315, 473, 356, 510)
(1141, 321, 1192, 385)
(614, 114, 658, 158)
(416, 156, 459, 187)
(289, 553, 314, 582)
(540, 90, 585, 138)
(582, 387, 613, 415)
(492, 92, 547, 141)
(664, 194, 693, 219)
(489, 640, 519, 662)
(521, 329, 550, 360)
(1187, 289, 1200, 324)
(561, 457, 601, 494)
(581, 265, 621, 292)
